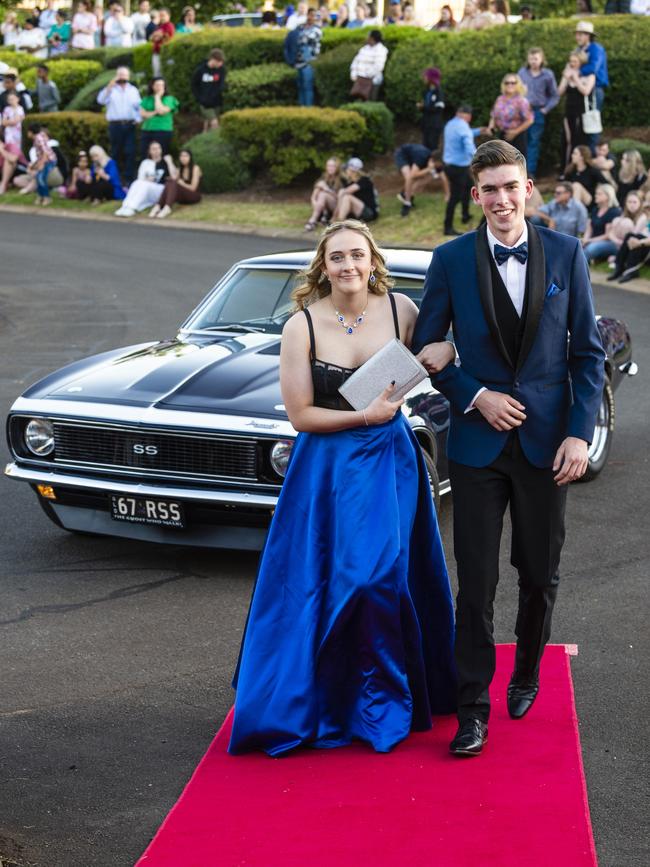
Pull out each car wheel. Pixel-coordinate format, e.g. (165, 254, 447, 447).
(421, 448, 441, 513)
(580, 379, 614, 483)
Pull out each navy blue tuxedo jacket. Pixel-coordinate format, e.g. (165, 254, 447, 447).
(412, 222, 606, 469)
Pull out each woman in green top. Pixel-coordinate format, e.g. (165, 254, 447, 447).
(48, 11, 72, 56)
(139, 77, 180, 158)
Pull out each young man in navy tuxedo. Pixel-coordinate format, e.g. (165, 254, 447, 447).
(412, 140, 605, 756)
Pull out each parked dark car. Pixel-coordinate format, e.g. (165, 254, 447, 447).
(5, 250, 637, 550)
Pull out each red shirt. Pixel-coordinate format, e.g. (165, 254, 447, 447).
(151, 21, 175, 53)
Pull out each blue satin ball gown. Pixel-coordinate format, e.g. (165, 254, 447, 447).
(228, 298, 456, 757)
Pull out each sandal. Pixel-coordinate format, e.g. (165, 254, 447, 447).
(304, 221, 317, 232)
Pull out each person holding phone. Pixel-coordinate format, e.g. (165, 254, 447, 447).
(96, 65, 141, 185)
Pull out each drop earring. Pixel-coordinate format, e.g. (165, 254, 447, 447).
(369, 271, 376, 287)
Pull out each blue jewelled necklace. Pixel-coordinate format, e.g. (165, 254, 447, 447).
(333, 296, 368, 335)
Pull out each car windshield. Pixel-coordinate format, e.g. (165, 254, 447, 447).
(185, 267, 425, 335)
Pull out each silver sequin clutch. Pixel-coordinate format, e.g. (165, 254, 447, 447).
(338, 338, 429, 411)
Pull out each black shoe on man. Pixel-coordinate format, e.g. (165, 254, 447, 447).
(606, 270, 623, 282)
(618, 270, 640, 284)
(444, 227, 462, 236)
(461, 213, 473, 224)
(449, 718, 488, 756)
(401, 203, 412, 218)
(507, 673, 540, 719)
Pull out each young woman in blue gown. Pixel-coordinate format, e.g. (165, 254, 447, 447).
(228, 220, 457, 756)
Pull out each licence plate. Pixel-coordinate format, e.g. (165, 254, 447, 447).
(110, 495, 185, 528)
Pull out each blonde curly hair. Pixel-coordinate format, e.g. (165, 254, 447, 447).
(291, 220, 393, 311)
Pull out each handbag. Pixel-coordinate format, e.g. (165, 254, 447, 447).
(338, 338, 429, 411)
(350, 76, 374, 100)
(582, 93, 602, 135)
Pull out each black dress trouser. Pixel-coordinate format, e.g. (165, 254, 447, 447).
(443, 163, 471, 231)
(449, 434, 567, 723)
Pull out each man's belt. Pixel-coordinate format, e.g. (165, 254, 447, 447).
(109, 120, 136, 125)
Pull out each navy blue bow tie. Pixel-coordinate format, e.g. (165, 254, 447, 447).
(494, 242, 528, 266)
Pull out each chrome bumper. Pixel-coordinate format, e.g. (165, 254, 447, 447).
(4, 462, 280, 508)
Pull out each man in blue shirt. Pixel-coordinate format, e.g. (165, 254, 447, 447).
(575, 20, 608, 152)
(442, 104, 482, 236)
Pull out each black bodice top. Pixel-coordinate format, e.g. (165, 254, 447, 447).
(304, 293, 400, 411)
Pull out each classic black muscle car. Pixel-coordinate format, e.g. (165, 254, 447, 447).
(5, 250, 637, 550)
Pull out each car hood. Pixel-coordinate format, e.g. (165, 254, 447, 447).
(44, 333, 286, 418)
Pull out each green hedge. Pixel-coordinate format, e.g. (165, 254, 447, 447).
(182, 128, 252, 193)
(220, 106, 366, 185)
(339, 101, 395, 157)
(25, 111, 109, 156)
(314, 43, 359, 108)
(21, 60, 103, 109)
(0, 49, 39, 71)
(384, 16, 650, 171)
(66, 69, 115, 112)
(223, 62, 297, 111)
(161, 25, 431, 110)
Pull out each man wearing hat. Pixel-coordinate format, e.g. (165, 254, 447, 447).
(575, 20, 608, 151)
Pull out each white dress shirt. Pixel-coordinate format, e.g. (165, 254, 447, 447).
(466, 224, 529, 412)
(97, 81, 141, 122)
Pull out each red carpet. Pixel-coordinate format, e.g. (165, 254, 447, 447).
(136, 645, 597, 867)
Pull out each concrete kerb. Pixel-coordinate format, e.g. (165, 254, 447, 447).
(1, 203, 649, 295)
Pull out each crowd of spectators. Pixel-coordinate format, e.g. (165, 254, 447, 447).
(0, 3, 649, 277)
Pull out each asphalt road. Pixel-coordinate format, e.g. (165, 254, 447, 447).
(0, 213, 648, 867)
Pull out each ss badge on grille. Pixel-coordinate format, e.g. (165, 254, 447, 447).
(133, 444, 158, 456)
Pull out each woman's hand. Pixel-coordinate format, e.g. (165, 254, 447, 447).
(365, 383, 404, 425)
(416, 340, 456, 374)
(628, 237, 642, 250)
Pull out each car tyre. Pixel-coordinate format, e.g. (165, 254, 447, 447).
(580, 379, 614, 483)
(421, 448, 441, 513)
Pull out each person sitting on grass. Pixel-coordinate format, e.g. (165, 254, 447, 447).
(580, 183, 622, 262)
(150, 147, 202, 218)
(66, 150, 93, 199)
(615, 149, 647, 206)
(304, 156, 344, 231)
(607, 189, 650, 284)
(115, 139, 176, 217)
(26, 122, 58, 206)
(332, 157, 379, 222)
(583, 188, 642, 263)
(81, 145, 126, 203)
(564, 144, 607, 209)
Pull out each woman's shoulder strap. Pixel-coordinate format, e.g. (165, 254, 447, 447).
(303, 307, 316, 359)
(388, 292, 400, 340)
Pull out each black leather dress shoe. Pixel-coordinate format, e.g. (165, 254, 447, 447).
(449, 718, 488, 756)
(507, 675, 539, 719)
(444, 228, 462, 237)
(606, 270, 623, 282)
(618, 270, 640, 284)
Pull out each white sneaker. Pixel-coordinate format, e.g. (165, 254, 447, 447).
(115, 206, 135, 217)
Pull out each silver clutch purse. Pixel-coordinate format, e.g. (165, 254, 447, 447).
(338, 338, 429, 411)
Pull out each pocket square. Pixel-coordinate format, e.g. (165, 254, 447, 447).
(546, 282, 563, 298)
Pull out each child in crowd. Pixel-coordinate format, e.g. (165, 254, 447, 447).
(26, 122, 58, 206)
(67, 150, 93, 199)
(0, 91, 27, 195)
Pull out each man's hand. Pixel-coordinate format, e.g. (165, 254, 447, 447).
(553, 436, 589, 485)
(474, 390, 526, 431)
(416, 341, 456, 374)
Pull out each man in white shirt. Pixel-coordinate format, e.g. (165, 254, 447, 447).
(39, 0, 59, 33)
(15, 18, 48, 60)
(286, 1, 308, 30)
(131, 0, 151, 45)
(413, 139, 605, 758)
(103, 2, 134, 48)
(97, 66, 141, 184)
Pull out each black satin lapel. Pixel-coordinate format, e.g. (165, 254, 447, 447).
(517, 220, 546, 373)
(475, 224, 513, 368)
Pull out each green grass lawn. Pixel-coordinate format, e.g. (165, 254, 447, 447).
(0, 187, 473, 248)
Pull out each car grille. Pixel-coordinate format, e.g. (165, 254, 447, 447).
(52, 422, 258, 480)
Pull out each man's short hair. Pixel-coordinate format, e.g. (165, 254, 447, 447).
(457, 103, 473, 115)
(470, 139, 527, 183)
(556, 181, 573, 196)
(209, 48, 225, 62)
(37, 63, 49, 72)
(369, 29, 382, 42)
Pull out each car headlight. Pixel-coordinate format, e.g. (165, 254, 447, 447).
(270, 440, 293, 478)
(24, 418, 55, 456)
